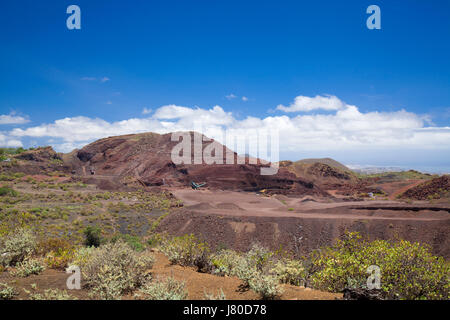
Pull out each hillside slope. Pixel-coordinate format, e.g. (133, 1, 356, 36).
(278, 158, 358, 186)
(66, 132, 328, 196)
(400, 175, 450, 200)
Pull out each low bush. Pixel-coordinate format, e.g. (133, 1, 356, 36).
(270, 258, 305, 286)
(38, 238, 76, 270)
(111, 233, 144, 252)
(160, 234, 210, 272)
(83, 225, 103, 247)
(147, 233, 163, 248)
(0, 228, 36, 267)
(203, 288, 226, 300)
(209, 249, 243, 276)
(0, 186, 18, 197)
(245, 243, 275, 272)
(79, 241, 154, 300)
(249, 273, 284, 300)
(234, 244, 276, 287)
(27, 288, 77, 300)
(12, 258, 45, 277)
(37, 238, 72, 254)
(136, 276, 188, 300)
(45, 249, 75, 270)
(308, 232, 450, 300)
(234, 257, 259, 287)
(0, 283, 17, 300)
(69, 246, 94, 268)
(212, 244, 289, 299)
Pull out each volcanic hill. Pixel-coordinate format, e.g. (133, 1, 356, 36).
(278, 158, 358, 186)
(66, 132, 328, 196)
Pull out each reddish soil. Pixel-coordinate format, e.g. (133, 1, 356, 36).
(0, 252, 340, 300)
(373, 179, 427, 200)
(279, 160, 358, 187)
(150, 252, 340, 300)
(157, 189, 450, 258)
(323, 179, 382, 197)
(400, 175, 450, 200)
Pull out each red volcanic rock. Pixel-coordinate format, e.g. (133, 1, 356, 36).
(70, 131, 328, 196)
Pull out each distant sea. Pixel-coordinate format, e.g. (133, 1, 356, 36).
(345, 164, 450, 175)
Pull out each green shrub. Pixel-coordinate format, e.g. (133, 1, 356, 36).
(12, 258, 45, 277)
(234, 244, 276, 287)
(38, 238, 75, 270)
(160, 234, 210, 272)
(0, 186, 18, 197)
(234, 257, 259, 287)
(80, 241, 154, 300)
(270, 258, 305, 286)
(0, 228, 36, 267)
(69, 246, 94, 268)
(45, 249, 75, 270)
(249, 273, 284, 300)
(147, 233, 163, 248)
(308, 232, 450, 300)
(27, 288, 77, 300)
(245, 243, 274, 272)
(136, 276, 188, 300)
(83, 225, 102, 247)
(203, 288, 226, 300)
(111, 234, 144, 252)
(209, 249, 243, 276)
(0, 283, 17, 300)
(37, 237, 73, 255)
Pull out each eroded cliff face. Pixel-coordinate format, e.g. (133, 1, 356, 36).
(157, 208, 450, 259)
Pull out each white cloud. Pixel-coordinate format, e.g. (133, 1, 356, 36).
(242, 96, 249, 102)
(276, 94, 346, 112)
(142, 107, 152, 115)
(7, 97, 450, 156)
(153, 104, 234, 126)
(106, 101, 112, 105)
(10, 117, 162, 146)
(81, 76, 110, 83)
(225, 94, 237, 100)
(0, 133, 23, 147)
(0, 113, 30, 125)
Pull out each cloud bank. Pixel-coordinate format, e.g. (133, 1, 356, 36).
(0, 133, 22, 147)
(0, 113, 30, 125)
(4, 96, 450, 160)
(276, 95, 346, 112)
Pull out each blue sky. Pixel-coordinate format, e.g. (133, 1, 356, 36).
(1, 0, 450, 171)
